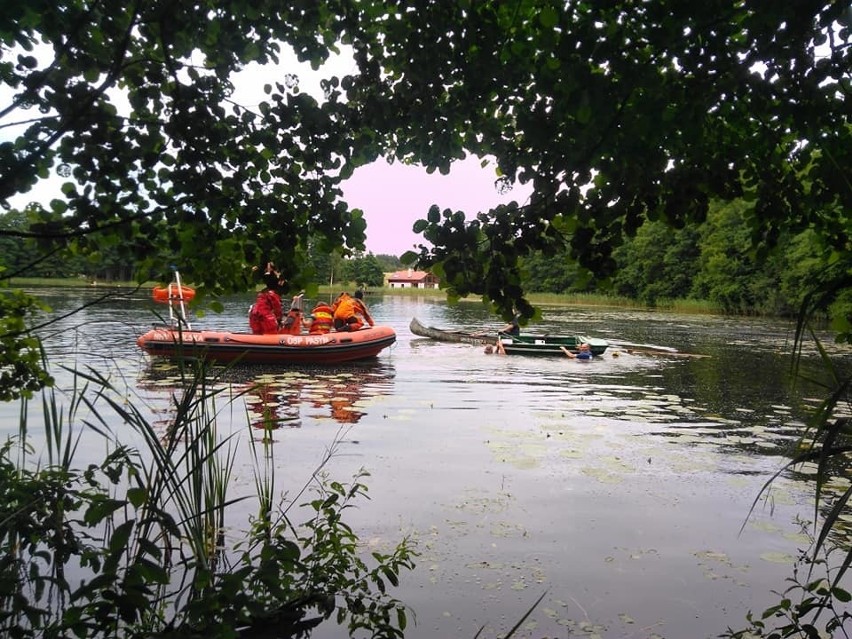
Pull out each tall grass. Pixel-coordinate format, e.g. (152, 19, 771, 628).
(0, 359, 415, 638)
(339, 286, 727, 314)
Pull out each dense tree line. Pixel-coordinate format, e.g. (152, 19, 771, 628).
(302, 249, 393, 289)
(0, 207, 134, 281)
(2, 201, 844, 323)
(0, 206, 396, 288)
(524, 197, 849, 321)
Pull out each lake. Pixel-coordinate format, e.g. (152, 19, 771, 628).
(9, 286, 852, 638)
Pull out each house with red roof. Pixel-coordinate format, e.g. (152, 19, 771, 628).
(386, 269, 439, 289)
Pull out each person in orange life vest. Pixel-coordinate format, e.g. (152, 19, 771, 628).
(309, 302, 334, 334)
(249, 269, 285, 334)
(332, 290, 374, 332)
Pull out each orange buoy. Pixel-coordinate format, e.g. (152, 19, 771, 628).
(152, 284, 195, 303)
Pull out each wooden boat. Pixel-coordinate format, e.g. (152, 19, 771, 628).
(409, 317, 492, 345)
(410, 317, 608, 356)
(498, 333, 609, 357)
(137, 325, 396, 365)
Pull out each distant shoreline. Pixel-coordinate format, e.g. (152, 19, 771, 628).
(10, 277, 727, 315)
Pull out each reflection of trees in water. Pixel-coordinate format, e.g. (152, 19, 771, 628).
(637, 378, 852, 549)
(137, 361, 394, 437)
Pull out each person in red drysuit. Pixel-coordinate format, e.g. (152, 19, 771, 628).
(249, 267, 285, 334)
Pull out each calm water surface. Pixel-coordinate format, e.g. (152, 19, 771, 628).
(10, 287, 852, 639)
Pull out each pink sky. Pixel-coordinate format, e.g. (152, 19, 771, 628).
(237, 58, 534, 257)
(342, 157, 531, 257)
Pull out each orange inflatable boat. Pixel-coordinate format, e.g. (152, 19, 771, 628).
(136, 325, 396, 365)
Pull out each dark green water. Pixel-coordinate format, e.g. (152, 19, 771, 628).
(8, 287, 852, 638)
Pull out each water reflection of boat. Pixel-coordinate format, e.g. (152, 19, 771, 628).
(138, 361, 393, 433)
(243, 373, 371, 430)
(410, 317, 609, 356)
(137, 325, 396, 365)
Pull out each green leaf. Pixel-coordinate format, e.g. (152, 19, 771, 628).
(126, 486, 147, 508)
(539, 6, 558, 28)
(832, 586, 851, 603)
(49, 199, 67, 214)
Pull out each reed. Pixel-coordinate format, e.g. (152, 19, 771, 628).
(337, 286, 728, 315)
(524, 291, 643, 308)
(650, 297, 723, 314)
(0, 359, 415, 638)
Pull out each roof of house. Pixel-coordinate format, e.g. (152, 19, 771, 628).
(387, 270, 434, 282)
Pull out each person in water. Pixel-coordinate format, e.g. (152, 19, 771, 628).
(487, 313, 520, 353)
(249, 264, 286, 334)
(563, 343, 593, 360)
(484, 340, 506, 355)
(332, 290, 374, 331)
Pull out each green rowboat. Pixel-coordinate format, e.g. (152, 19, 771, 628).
(410, 317, 609, 356)
(498, 333, 609, 356)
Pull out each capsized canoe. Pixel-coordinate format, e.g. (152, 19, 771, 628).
(499, 333, 609, 356)
(137, 325, 396, 364)
(409, 317, 493, 345)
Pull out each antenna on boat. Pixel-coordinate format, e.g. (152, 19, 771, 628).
(170, 270, 192, 330)
(150, 268, 194, 330)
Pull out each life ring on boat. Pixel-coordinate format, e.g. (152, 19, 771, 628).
(152, 285, 196, 303)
